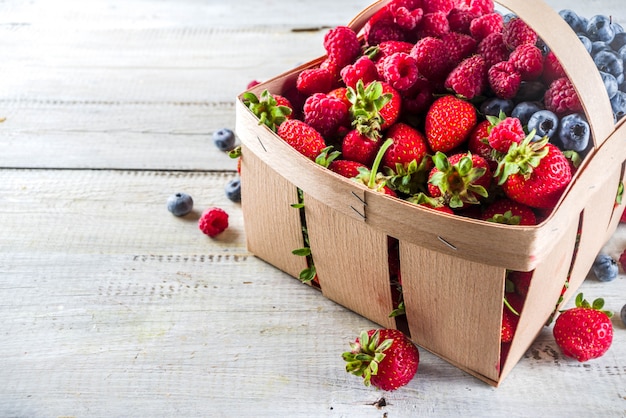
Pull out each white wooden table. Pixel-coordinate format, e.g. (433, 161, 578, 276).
(1, 0, 625, 416)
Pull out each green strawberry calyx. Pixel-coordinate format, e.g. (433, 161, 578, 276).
(494, 131, 549, 185)
(346, 80, 392, 140)
(342, 330, 393, 387)
(429, 151, 488, 209)
(241, 89, 292, 132)
(563, 292, 613, 318)
(485, 210, 521, 225)
(354, 138, 394, 192)
(384, 157, 432, 196)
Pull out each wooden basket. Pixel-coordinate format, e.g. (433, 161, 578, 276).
(235, 0, 626, 386)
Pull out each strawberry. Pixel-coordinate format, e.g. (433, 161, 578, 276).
(303, 92, 349, 138)
(343, 329, 419, 391)
(347, 80, 401, 140)
(553, 293, 613, 362)
(382, 122, 429, 171)
(377, 52, 419, 91)
(353, 138, 397, 196)
(323, 26, 361, 69)
(296, 67, 336, 95)
(328, 159, 367, 178)
(427, 151, 491, 209)
(501, 301, 519, 343)
(488, 61, 522, 100)
(481, 198, 537, 226)
(277, 119, 327, 161)
(467, 119, 497, 170)
(425, 95, 477, 153)
(508, 270, 533, 297)
(341, 129, 381, 166)
(496, 135, 572, 209)
(444, 54, 488, 100)
(241, 90, 293, 132)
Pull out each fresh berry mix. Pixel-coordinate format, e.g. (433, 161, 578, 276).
(212, 128, 237, 151)
(592, 253, 619, 282)
(343, 329, 419, 391)
(553, 293, 613, 362)
(241, 2, 623, 221)
(225, 178, 242, 202)
(167, 193, 194, 217)
(198, 207, 229, 237)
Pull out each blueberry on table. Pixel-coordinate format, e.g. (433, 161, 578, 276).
(556, 113, 590, 152)
(527, 110, 559, 141)
(212, 128, 236, 151)
(592, 253, 619, 282)
(167, 192, 194, 216)
(225, 178, 241, 202)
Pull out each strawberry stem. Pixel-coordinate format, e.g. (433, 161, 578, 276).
(369, 138, 394, 189)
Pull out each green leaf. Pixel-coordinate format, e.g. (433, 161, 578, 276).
(299, 266, 316, 283)
(592, 298, 605, 311)
(292, 248, 311, 257)
(291, 203, 304, 209)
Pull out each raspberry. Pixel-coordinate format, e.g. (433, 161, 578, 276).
(442, 32, 477, 67)
(410, 36, 453, 82)
(488, 61, 522, 99)
(365, 19, 406, 46)
(488, 116, 525, 153)
(620, 248, 626, 271)
(296, 67, 335, 95)
(470, 12, 503, 41)
(508, 44, 544, 81)
(377, 52, 419, 91)
(400, 76, 435, 114)
(444, 54, 488, 100)
(477, 32, 510, 67)
(417, 11, 450, 38)
(340, 56, 380, 89)
(374, 40, 414, 62)
(462, 0, 494, 16)
(393, 6, 424, 31)
(319, 57, 342, 80)
(303, 93, 349, 138)
(502, 17, 538, 50)
(422, 0, 455, 14)
(323, 26, 361, 68)
(542, 51, 566, 84)
(199, 207, 229, 237)
(447, 8, 478, 34)
(544, 77, 583, 116)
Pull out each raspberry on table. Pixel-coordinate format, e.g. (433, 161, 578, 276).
(199, 207, 229, 237)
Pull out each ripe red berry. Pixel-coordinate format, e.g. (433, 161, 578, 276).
(488, 61, 522, 99)
(502, 17, 538, 50)
(296, 67, 335, 95)
(323, 26, 361, 68)
(303, 93, 349, 138)
(198, 207, 229, 237)
(469, 12, 503, 41)
(377, 52, 419, 91)
(508, 44, 544, 81)
(544, 77, 584, 116)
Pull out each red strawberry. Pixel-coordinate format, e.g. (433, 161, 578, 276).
(508, 44, 544, 81)
(425, 95, 477, 153)
(427, 151, 492, 209)
(343, 329, 419, 391)
(342, 129, 381, 166)
(341, 56, 380, 89)
(410, 36, 454, 82)
(508, 270, 533, 297)
(497, 136, 572, 209)
(501, 301, 519, 343)
(382, 122, 429, 171)
(377, 52, 419, 91)
(353, 138, 397, 196)
(553, 293, 613, 362)
(323, 26, 361, 68)
(544, 77, 583, 116)
(241, 90, 293, 132)
(327, 87, 352, 109)
(488, 61, 522, 100)
(467, 119, 498, 171)
(481, 198, 537, 226)
(296, 67, 335, 95)
(349, 81, 402, 139)
(277, 119, 327, 161)
(445, 54, 488, 100)
(502, 17, 538, 50)
(487, 115, 526, 153)
(303, 93, 349, 138)
(328, 159, 367, 178)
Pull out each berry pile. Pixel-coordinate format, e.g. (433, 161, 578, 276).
(243, 0, 619, 221)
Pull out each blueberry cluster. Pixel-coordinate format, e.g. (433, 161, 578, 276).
(560, 10, 626, 122)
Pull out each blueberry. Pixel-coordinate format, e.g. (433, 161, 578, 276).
(480, 98, 514, 117)
(610, 32, 626, 50)
(512, 101, 544, 127)
(621, 304, 626, 327)
(225, 178, 241, 202)
(587, 15, 616, 43)
(559, 9, 587, 33)
(556, 113, 590, 152)
(613, 22, 625, 34)
(212, 128, 236, 151)
(594, 50, 624, 79)
(578, 35, 593, 53)
(515, 81, 546, 102)
(600, 71, 619, 99)
(611, 91, 626, 121)
(620, 80, 626, 93)
(591, 41, 611, 57)
(528, 110, 559, 140)
(167, 192, 194, 216)
(592, 253, 619, 282)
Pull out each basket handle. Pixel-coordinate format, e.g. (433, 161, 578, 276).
(347, 0, 615, 150)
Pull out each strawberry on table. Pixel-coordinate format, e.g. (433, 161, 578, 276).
(553, 293, 613, 362)
(343, 329, 419, 391)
